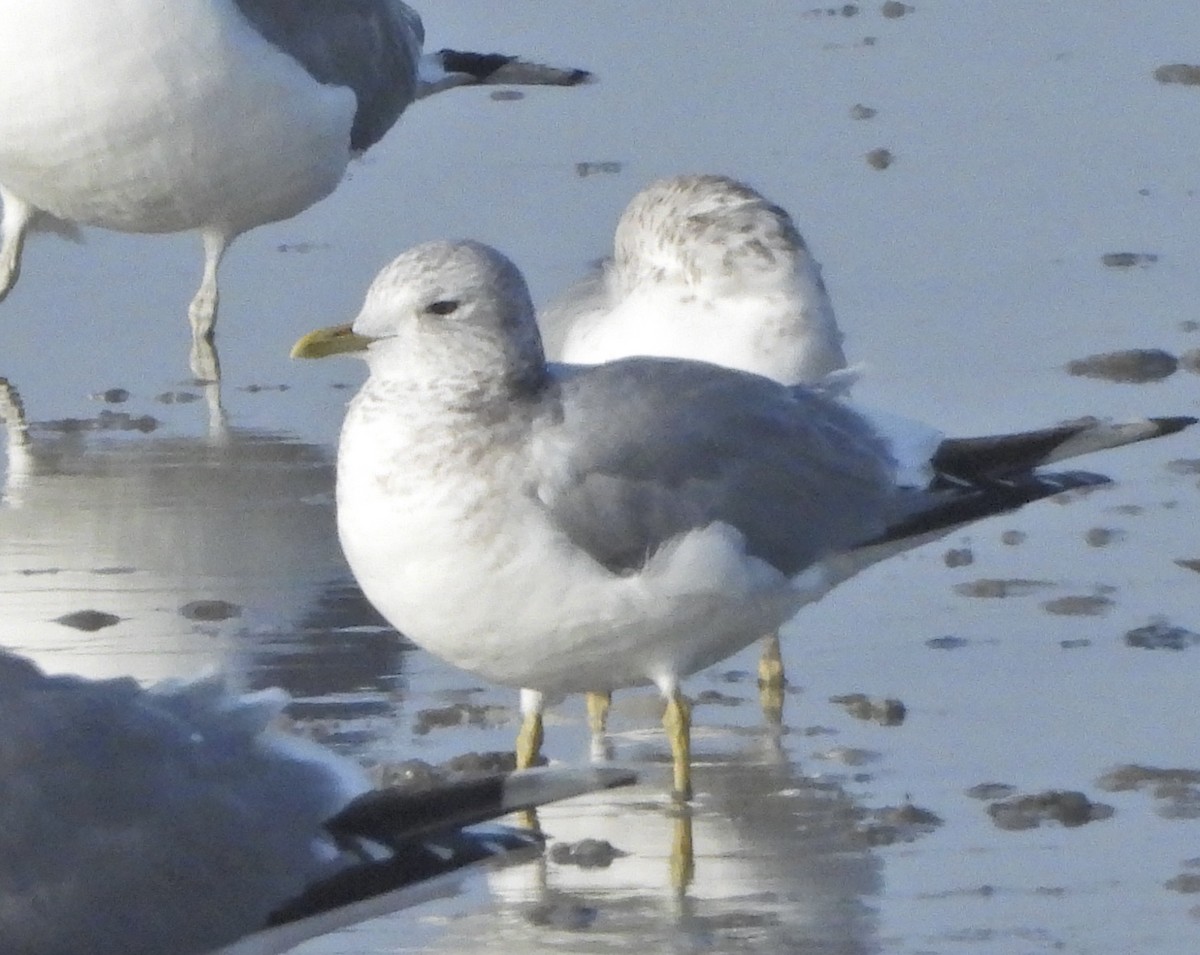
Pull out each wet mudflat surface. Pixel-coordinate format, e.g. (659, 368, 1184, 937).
(3, 3, 1199, 953)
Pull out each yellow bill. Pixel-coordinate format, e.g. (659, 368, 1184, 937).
(290, 323, 373, 359)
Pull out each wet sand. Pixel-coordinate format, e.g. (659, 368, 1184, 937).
(2, 2, 1198, 952)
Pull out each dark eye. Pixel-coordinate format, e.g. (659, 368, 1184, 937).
(427, 300, 459, 315)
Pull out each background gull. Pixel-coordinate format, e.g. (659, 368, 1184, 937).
(542, 174, 851, 723)
(0, 648, 634, 955)
(0, 0, 588, 380)
(292, 239, 1193, 801)
(543, 173, 847, 386)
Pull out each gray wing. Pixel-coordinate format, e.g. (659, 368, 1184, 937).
(530, 359, 900, 576)
(233, 0, 422, 151)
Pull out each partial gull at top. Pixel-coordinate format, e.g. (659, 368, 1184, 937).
(544, 174, 848, 387)
(0, 0, 589, 380)
(292, 239, 1194, 800)
(0, 648, 634, 955)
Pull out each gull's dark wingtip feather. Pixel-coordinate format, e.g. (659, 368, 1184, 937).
(266, 766, 637, 935)
(264, 825, 543, 931)
(325, 765, 638, 846)
(1150, 415, 1198, 436)
(933, 414, 1196, 481)
(598, 767, 639, 789)
(436, 49, 593, 86)
(871, 469, 1113, 547)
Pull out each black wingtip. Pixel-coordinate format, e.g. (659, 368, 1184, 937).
(436, 49, 513, 79)
(1149, 415, 1198, 437)
(560, 68, 593, 86)
(325, 775, 506, 846)
(264, 825, 543, 930)
(325, 766, 637, 847)
(436, 49, 593, 86)
(265, 767, 635, 932)
(871, 469, 1112, 547)
(934, 414, 1196, 481)
(555, 66, 594, 86)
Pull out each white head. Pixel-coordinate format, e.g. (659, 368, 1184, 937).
(294, 240, 548, 404)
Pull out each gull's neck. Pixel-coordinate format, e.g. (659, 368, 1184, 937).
(360, 333, 548, 417)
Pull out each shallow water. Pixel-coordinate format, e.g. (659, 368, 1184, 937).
(3, 2, 1199, 953)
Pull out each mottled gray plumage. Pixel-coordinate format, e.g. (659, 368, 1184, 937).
(611, 174, 814, 288)
(233, 0, 422, 151)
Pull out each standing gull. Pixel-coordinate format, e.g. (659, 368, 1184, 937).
(0, 649, 634, 955)
(0, 0, 588, 380)
(293, 239, 1193, 800)
(543, 173, 850, 725)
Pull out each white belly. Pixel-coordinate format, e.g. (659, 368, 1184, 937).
(562, 282, 844, 386)
(338, 447, 813, 695)
(0, 0, 356, 235)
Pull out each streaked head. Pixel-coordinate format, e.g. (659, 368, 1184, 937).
(611, 174, 807, 292)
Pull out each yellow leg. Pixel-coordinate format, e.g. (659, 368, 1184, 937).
(758, 633, 786, 725)
(662, 689, 693, 802)
(514, 708, 544, 771)
(586, 690, 612, 737)
(514, 690, 546, 831)
(516, 806, 542, 832)
(757, 632, 785, 688)
(669, 809, 695, 891)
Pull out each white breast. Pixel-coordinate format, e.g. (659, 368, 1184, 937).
(335, 399, 812, 695)
(0, 0, 356, 235)
(562, 271, 845, 386)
